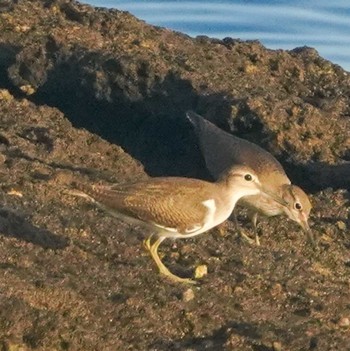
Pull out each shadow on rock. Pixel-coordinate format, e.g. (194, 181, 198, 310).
(3, 147, 117, 183)
(0, 43, 23, 95)
(152, 320, 267, 351)
(5, 42, 344, 191)
(306, 162, 350, 191)
(33, 67, 210, 179)
(3, 42, 244, 179)
(0, 207, 68, 249)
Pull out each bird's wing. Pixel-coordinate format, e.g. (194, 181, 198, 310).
(79, 178, 216, 234)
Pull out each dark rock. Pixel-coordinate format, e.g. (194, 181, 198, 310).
(0, 1, 349, 350)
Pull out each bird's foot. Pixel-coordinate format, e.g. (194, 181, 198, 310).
(143, 236, 153, 251)
(144, 235, 197, 284)
(239, 231, 260, 246)
(159, 267, 197, 285)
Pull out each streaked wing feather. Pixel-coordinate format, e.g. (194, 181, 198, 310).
(90, 178, 213, 233)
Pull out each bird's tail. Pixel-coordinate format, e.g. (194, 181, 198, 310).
(65, 182, 105, 203)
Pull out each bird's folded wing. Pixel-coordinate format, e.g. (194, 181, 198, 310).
(108, 180, 212, 233)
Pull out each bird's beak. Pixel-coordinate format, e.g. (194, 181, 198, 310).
(259, 185, 288, 207)
(300, 217, 310, 232)
(299, 214, 317, 246)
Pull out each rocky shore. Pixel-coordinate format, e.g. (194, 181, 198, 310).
(0, 1, 349, 349)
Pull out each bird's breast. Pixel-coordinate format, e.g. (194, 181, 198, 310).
(239, 193, 284, 217)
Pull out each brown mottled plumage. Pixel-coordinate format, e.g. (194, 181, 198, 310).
(71, 165, 286, 283)
(186, 111, 312, 245)
(76, 178, 224, 234)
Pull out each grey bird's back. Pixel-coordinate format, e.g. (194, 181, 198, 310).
(186, 111, 290, 190)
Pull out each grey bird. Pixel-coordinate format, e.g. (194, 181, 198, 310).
(70, 165, 285, 284)
(186, 110, 312, 245)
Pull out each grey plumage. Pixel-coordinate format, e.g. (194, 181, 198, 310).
(186, 111, 312, 244)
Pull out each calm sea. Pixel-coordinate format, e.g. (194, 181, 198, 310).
(82, 0, 350, 72)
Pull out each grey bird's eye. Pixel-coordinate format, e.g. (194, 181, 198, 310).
(244, 174, 253, 181)
(295, 202, 302, 210)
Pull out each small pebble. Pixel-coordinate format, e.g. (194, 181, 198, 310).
(320, 234, 333, 243)
(305, 288, 319, 297)
(0, 89, 13, 101)
(7, 189, 23, 197)
(0, 153, 6, 165)
(338, 317, 350, 327)
(20, 85, 35, 95)
(272, 341, 282, 351)
(194, 264, 207, 279)
(233, 286, 244, 294)
(270, 283, 283, 297)
(336, 221, 346, 231)
(182, 288, 195, 302)
(311, 262, 331, 277)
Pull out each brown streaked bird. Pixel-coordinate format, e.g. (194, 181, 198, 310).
(186, 110, 312, 245)
(70, 165, 285, 284)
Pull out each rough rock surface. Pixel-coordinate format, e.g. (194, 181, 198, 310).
(0, 1, 349, 350)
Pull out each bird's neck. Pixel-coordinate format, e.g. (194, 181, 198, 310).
(216, 178, 248, 212)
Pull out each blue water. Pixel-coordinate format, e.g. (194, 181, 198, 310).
(82, 0, 350, 72)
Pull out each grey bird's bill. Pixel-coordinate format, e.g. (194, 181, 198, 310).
(299, 217, 316, 246)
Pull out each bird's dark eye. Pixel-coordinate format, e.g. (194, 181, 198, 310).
(244, 174, 253, 181)
(295, 202, 302, 210)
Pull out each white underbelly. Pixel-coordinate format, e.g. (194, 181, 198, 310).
(163, 199, 233, 239)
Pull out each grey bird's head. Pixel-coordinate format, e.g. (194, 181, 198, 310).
(281, 184, 312, 238)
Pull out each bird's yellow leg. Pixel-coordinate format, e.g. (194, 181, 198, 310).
(251, 212, 261, 246)
(146, 236, 196, 284)
(143, 234, 153, 251)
